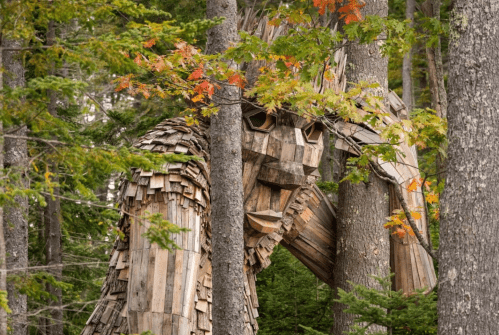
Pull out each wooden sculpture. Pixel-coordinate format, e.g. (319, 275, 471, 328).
(81, 10, 436, 335)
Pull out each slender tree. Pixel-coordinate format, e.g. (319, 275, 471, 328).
(438, 1, 499, 334)
(205, 0, 245, 333)
(402, 0, 415, 111)
(0, 45, 8, 335)
(44, 20, 63, 335)
(2, 37, 28, 335)
(422, 0, 448, 183)
(332, 1, 391, 334)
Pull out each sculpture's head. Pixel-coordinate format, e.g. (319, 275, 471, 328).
(240, 109, 324, 246)
(242, 109, 324, 190)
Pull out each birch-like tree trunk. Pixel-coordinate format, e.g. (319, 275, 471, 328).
(205, 1, 245, 333)
(332, 1, 390, 334)
(402, 0, 415, 111)
(2, 38, 28, 335)
(438, 1, 499, 334)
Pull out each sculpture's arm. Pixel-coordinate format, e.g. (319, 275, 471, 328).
(81, 119, 213, 335)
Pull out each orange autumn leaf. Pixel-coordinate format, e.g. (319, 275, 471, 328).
(407, 178, 419, 193)
(228, 73, 246, 89)
(338, 0, 364, 24)
(426, 193, 439, 204)
(194, 81, 215, 98)
(392, 228, 406, 239)
(188, 66, 204, 80)
(411, 211, 422, 220)
(191, 94, 204, 103)
(143, 38, 157, 48)
(134, 54, 142, 66)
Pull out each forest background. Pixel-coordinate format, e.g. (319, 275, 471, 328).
(0, 0, 450, 334)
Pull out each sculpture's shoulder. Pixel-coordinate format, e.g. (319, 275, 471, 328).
(135, 117, 210, 163)
(118, 117, 212, 210)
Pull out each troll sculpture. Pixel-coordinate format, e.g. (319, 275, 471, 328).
(82, 11, 436, 335)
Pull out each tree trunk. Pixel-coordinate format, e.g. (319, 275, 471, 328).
(0, 49, 7, 335)
(205, 0, 245, 334)
(332, 1, 390, 334)
(438, 1, 499, 334)
(44, 21, 63, 335)
(422, 0, 448, 184)
(402, 0, 415, 111)
(2, 38, 28, 335)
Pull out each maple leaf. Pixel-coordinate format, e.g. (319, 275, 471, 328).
(143, 38, 157, 48)
(426, 193, 439, 204)
(407, 178, 419, 193)
(188, 66, 204, 80)
(191, 94, 204, 102)
(228, 73, 246, 89)
(194, 81, 215, 98)
(410, 211, 422, 220)
(338, 0, 364, 24)
(392, 228, 406, 239)
(115, 75, 132, 92)
(134, 54, 142, 66)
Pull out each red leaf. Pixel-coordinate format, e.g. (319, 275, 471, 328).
(143, 38, 157, 48)
(194, 81, 215, 98)
(228, 73, 246, 89)
(188, 66, 204, 80)
(134, 54, 142, 66)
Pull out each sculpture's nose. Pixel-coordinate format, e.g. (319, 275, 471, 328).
(257, 160, 305, 190)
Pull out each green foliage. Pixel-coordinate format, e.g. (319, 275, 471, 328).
(335, 275, 437, 335)
(0, 290, 12, 314)
(8, 272, 73, 303)
(315, 181, 338, 194)
(256, 245, 334, 335)
(140, 212, 190, 251)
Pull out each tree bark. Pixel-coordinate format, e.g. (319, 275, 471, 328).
(44, 21, 63, 335)
(402, 0, 415, 111)
(332, 1, 390, 334)
(0, 48, 7, 335)
(206, 0, 245, 334)
(438, 1, 499, 334)
(2, 38, 28, 335)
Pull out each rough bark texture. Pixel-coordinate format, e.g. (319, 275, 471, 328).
(44, 21, 64, 335)
(206, 0, 245, 333)
(2, 38, 28, 335)
(333, 171, 390, 334)
(333, 1, 390, 334)
(0, 47, 7, 335)
(438, 1, 499, 334)
(402, 0, 415, 111)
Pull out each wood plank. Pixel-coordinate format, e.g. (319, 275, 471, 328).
(171, 249, 184, 315)
(146, 247, 157, 311)
(150, 174, 165, 189)
(164, 250, 176, 314)
(256, 184, 272, 212)
(183, 253, 200, 319)
(151, 312, 164, 335)
(195, 300, 208, 313)
(162, 314, 173, 335)
(125, 183, 138, 198)
(151, 248, 169, 313)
